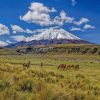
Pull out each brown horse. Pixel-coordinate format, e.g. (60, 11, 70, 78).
(75, 65, 79, 70)
(66, 65, 71, 70)
(66, 65, 80, 70)
(58, 64, 80, 70)
(70, 65, 75, 69)
(58, 64, 66, 70)
(23, 61, 31, 68)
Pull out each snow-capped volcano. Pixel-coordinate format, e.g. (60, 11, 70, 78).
(8, 27, 91, 48)
(26, 27, 80, 41)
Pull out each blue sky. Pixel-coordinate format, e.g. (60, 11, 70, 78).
(0, 0, 100, 46)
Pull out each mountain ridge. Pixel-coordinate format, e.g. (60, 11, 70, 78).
(7, 27, 91, 48)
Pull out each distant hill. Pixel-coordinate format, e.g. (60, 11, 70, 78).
(16, 44, 100, 56)
(0, 43, 100, 56)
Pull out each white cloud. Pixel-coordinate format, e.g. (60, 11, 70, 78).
(74, 18, 89, 26)
(11, 25, 34, 34)
(31, 29, 45, 34)
(11, 25, 24, 33)
(25, 29, 33, 34)
(6, 40, 12, 44)
(84, 24, 95, 29)
(0, 41, 8, 47)
(70, 27, 83, 31)
(19, 2, 94, 29)
(71, 0, 76, 6)
(19, 2, 95, 32)
(0, 24, 9, 35)
(29, 2, 56, 13)
(20, 2, 56, 26)
(54, 10, 74, 26)
(12, 35, 26, 42)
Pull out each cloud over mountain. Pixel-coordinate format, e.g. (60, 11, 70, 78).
(11, 25, 34, 34)
(20, 2, 56, 26)
(70, 27, 83, 31)
(54, 10, 74, 26)
(20, 2, 74, 26)
(12, 35, 26, 42)
(0, 41, 8, 47)
(0, 24, 9, 35)
(74, 18, 89, 26)
(84, 24, 95, 29)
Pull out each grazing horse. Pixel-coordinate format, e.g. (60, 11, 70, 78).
(23, 61, 31, 68)
(75, 65, 79, 70)
(66, 65, 74, 70)
(58, 64, 66, 70)
(66, 65, 71, 70)
(58, 64, 62, 69)
(70, 65, 75, 69)
(66, 65, 80, 70)
(58, 64, 80, 70)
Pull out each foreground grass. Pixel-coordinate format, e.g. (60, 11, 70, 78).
(0, 54, 100, 100)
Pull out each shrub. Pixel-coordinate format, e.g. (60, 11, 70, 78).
(48, 71, 56, 77)
(18, 79, 33, 92)
(56, 74, 64, 79)
(0, 80, 10, 91)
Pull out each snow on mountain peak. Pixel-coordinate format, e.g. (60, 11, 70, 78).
(26, 27, 80, 41)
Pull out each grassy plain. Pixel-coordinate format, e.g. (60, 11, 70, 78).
(0, 46, 100, 100)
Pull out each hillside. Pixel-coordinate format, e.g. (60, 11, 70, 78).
(1, 44, 100, 56)
(15, 44, 100, 55)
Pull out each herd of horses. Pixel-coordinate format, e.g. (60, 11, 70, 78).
(58, 64, 79, 70)
(23, 61, 79, 70)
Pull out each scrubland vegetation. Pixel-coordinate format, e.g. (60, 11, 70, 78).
(0, 44, 100, 100)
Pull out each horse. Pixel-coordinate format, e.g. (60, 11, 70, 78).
(66, 65, 79, 70)
(70, 65, 75, 69)
(23, 61, 31, 69)
(58, 64, 66, 70)
(66, 65, 71, 70)
(58, 64, 80, 70)
(75, 65, 80, 70)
